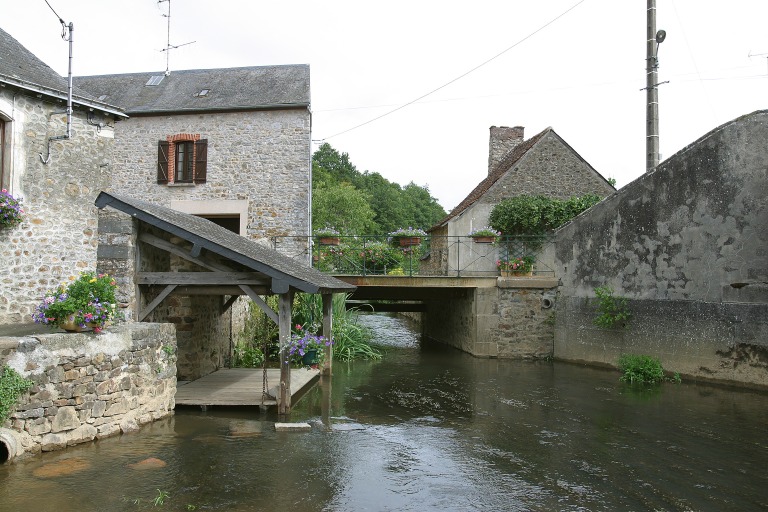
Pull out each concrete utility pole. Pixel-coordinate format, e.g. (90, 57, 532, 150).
(646, 0, 665, 172)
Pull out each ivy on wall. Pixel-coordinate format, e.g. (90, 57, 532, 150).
(489, 194, 602, 236)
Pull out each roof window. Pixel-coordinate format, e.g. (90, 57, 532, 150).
(146, 75, 165, 86)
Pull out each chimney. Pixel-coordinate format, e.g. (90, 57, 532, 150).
(488, 126, 524, 175)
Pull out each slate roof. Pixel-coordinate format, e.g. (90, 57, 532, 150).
(95, 191, 355, 295)
(0, 27, 125, 117)
(430, 128, 551, 230)
(76, 65, 310, 115)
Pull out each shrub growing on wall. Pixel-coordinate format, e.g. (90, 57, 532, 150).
(489, 194, 602, 236)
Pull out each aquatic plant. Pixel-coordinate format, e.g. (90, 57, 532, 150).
(617, 354, 665, 385)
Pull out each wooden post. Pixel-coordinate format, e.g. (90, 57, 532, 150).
(278, 290, 294, 417)
(322, 293, 333, 376)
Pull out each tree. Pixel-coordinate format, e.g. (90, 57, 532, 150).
(312, 182, 377, 234)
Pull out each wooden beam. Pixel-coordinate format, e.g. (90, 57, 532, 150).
(221, 295, 239, 313)
(322, 294, 333, 377)
(240, 285, 279, 324)
(174, 286, 268, 295)
(137, 271, 267, 286)
(138, 232, 232, 272)
(278, 290, 294, 417)
(139, 284, 177, 321)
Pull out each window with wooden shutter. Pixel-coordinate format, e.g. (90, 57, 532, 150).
(194, 139, 208, 183)
(157, 141, 169, 184)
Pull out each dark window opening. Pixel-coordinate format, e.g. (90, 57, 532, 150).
(175, 141, 194, 182)
(202, 215, 240, 234)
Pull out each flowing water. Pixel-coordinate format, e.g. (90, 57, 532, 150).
(1, 313, 767, 511)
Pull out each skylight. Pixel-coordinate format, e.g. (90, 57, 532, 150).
(146, 75, 165, 86)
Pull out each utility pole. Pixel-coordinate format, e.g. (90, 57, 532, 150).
(646, 0, 660, 172)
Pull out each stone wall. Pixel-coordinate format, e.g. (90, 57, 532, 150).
(1, 323, 176, 458)
(0, 89, 116, 325)
(107, 109, 311, 246)
(554, 110, 768, 388)
(423, 279, 557, 358)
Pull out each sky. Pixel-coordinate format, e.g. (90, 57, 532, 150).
(3, 0, 766, 211)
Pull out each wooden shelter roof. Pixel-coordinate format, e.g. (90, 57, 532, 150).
(95, 191, 355, 296)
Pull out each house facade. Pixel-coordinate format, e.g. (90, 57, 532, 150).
(0, 28, 125, 325)
(425, 126, 615, 275)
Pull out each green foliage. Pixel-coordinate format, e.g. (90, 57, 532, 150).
(153, 489, 169, 506)
(235, 296, 279, 367)
(489, 194, 602, 236)
(617, 354, 665, 385)
(311, 143, 446, 234)
(32, 272, 119, 331)
(0, 365, 33, 424)
(312, 182, 377, 234)
(291, 293, 382, 362)
(314, 239, 422, 275)
(593, 286, 631, 328)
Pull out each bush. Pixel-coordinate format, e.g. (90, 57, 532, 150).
(489, 194, 602, 236)
(593, 286, 631, 328)
(0, 366, 33, 424)
(617, 354, 665, 385)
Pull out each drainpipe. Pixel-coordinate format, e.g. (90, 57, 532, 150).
(39, 22, 74, 164)
(0, 428, 23, 463)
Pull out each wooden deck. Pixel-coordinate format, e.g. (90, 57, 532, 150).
(175, 367, 320, 407)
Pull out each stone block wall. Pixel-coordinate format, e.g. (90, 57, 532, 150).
(423, 279, 557, 358)
(0, 89, 116, 325)
(107, 109, 311, 246)
(1, 323, 176, 457)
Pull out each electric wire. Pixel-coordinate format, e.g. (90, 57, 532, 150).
(321, 0, 587, 141)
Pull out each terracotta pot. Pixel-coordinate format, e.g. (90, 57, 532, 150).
(59, 315, 85, 332)
(472, 236, 496, 244)
(398, 237, 422, 247)
(318, 237, 340, 246)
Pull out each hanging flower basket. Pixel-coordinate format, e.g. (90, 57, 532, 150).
(468, 226, 499, 244)
(318, 236, 340, 246)
(399, 237, 422, 247)
(0, 189, 24, 230)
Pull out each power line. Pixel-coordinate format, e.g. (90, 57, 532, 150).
(322, 0, 587, 141)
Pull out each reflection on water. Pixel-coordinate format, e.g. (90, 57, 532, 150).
(2, 313, 767, 511)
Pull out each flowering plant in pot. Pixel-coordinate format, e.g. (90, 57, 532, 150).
(314, 226, 341, 245)
(288, 326, 333, 368)
(388, 227, 427, 247)
(497, 256, 534, 275)
(468, 226, 500, 242)
(32, 272, 119, 332)
(0, 189, 24, 229)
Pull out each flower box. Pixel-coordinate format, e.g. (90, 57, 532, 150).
(318, 236, 340, 246)
(471, 236, 496, 244)
(399, 237, 422, 247)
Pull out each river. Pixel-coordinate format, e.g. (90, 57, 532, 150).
(1, 313, 767, 511)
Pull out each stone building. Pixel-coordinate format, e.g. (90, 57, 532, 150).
(0, 27, 126, 324)
(425, 126, 615, 275)
(75, 66, 314, 380)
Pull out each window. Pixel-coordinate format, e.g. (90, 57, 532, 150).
(157, 137, 207, 185)
(175, 141, 194, 182)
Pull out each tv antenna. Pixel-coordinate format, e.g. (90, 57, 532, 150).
(158, 0, 195, 76)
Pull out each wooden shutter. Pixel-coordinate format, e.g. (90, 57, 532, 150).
(157, 141, 169, 184)
(194, 139, 208, 183)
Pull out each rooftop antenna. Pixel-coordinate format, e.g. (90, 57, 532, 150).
(158, 0, 195, 76)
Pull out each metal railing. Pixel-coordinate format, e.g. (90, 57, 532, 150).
(271, 235, 555, 278)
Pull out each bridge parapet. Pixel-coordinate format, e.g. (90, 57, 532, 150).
(271, 235, 555, 279)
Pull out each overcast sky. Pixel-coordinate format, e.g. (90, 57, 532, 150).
(4, 1, 766, 211)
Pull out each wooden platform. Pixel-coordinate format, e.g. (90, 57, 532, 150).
(175, 367, 320, 407)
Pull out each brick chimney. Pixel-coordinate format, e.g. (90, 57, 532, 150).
(488, 126, 524, 175)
